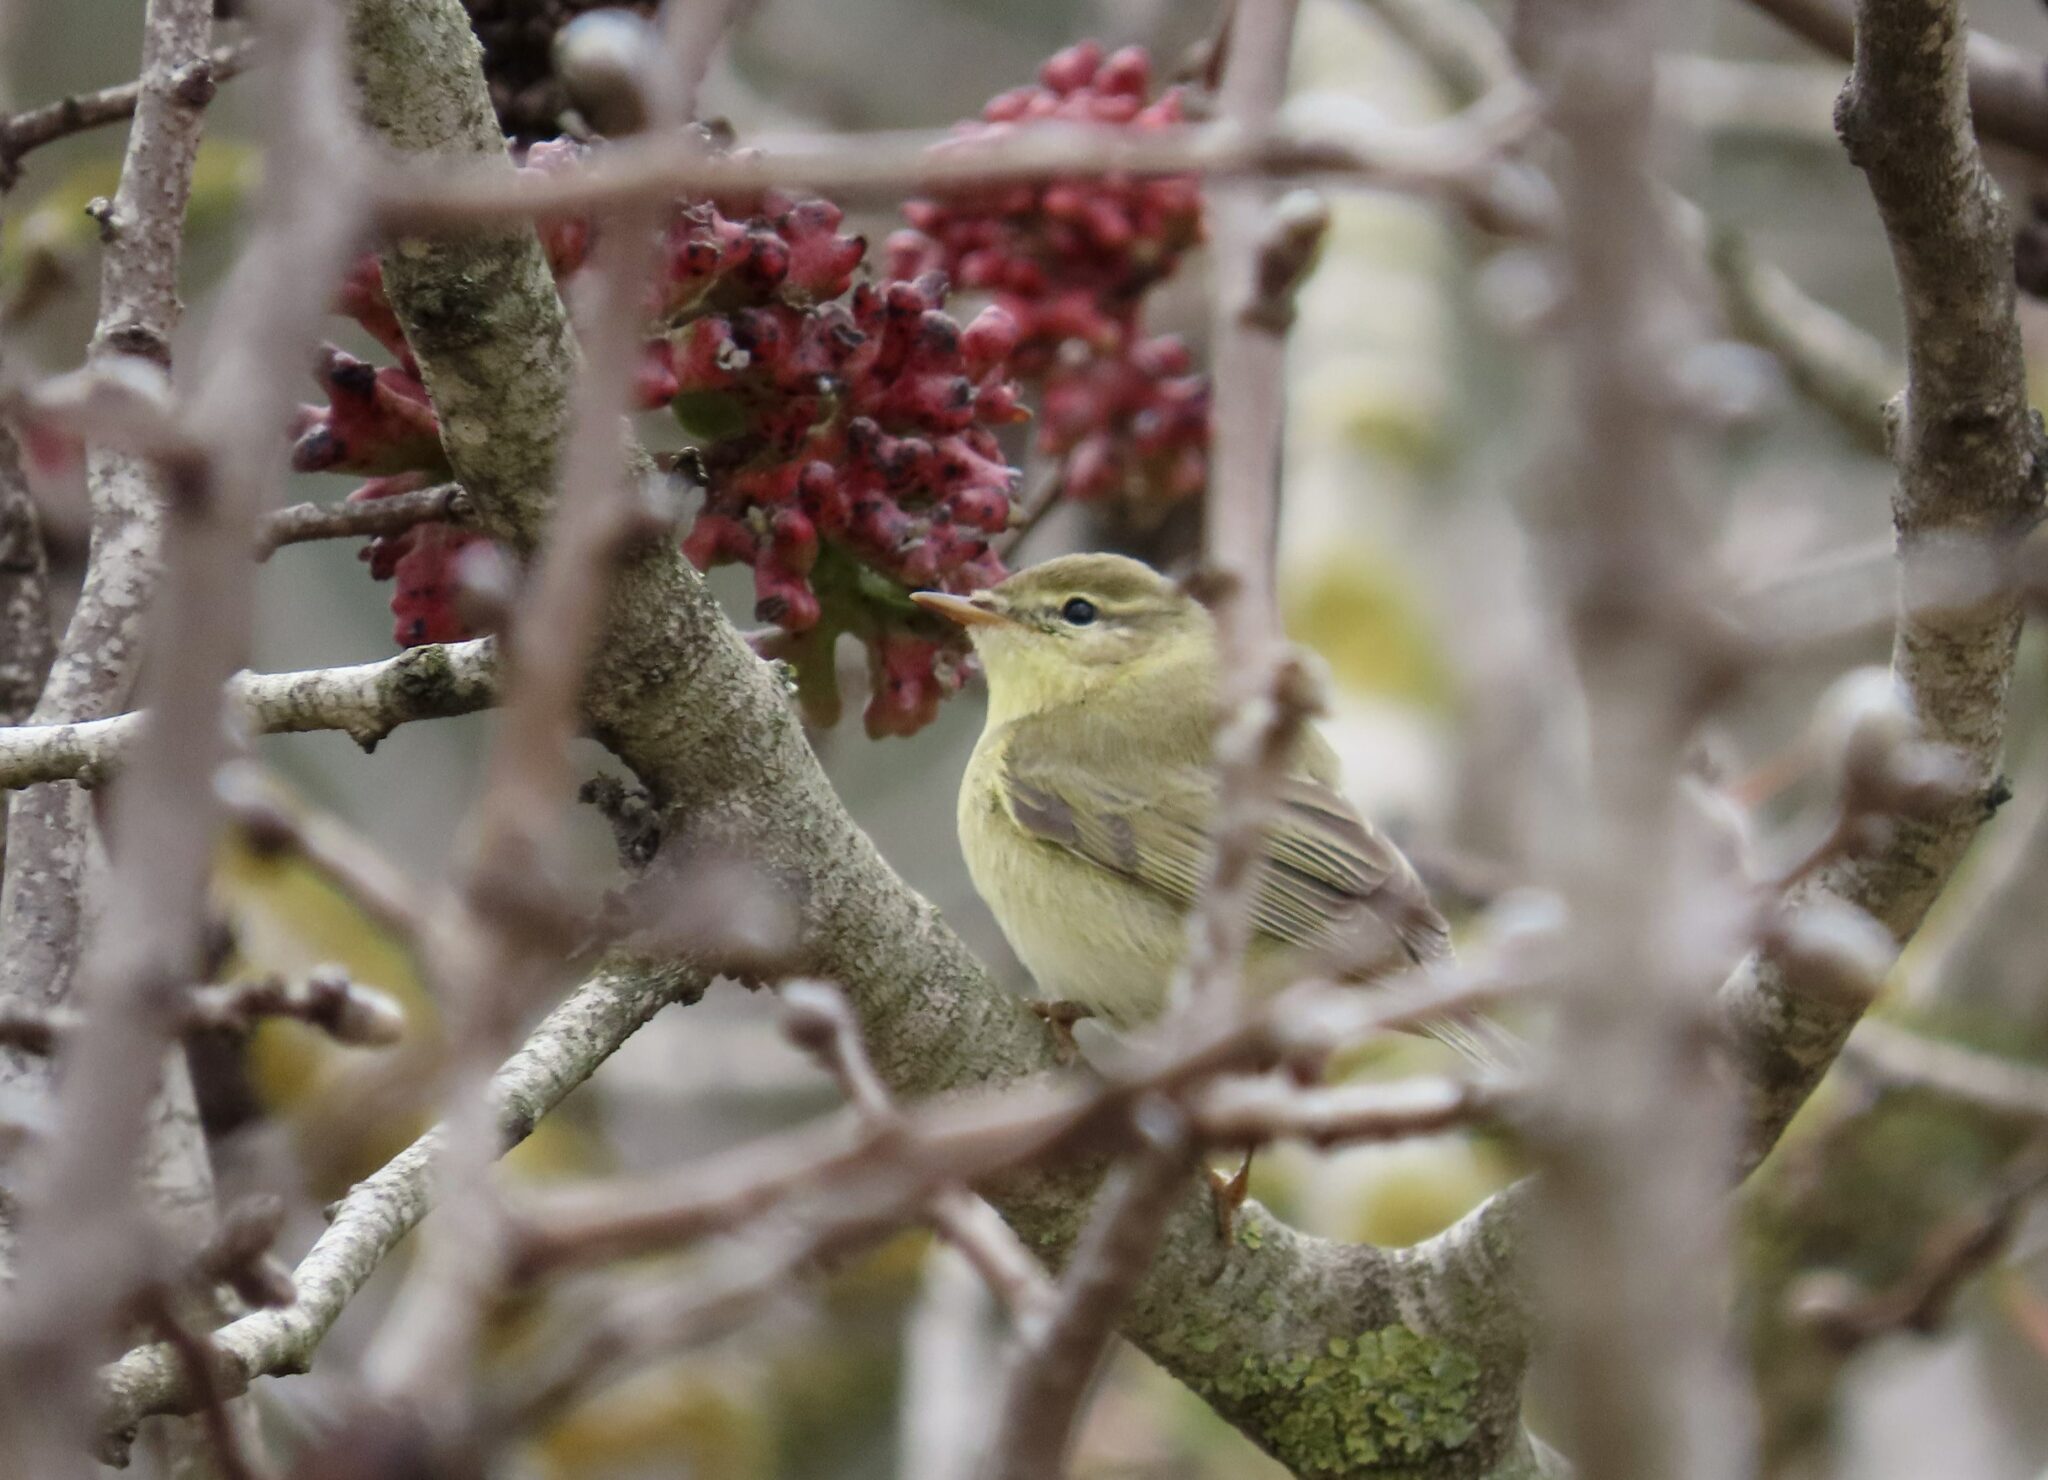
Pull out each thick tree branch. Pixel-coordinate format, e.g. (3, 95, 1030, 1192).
(0, 0, 226, 1467)
(1743, 0, 2048, 163)
(0, 0, 217, 1100)
(1722, 0, 2043, 1161)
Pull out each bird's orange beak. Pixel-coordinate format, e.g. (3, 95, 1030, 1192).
(911, 591, 1016, 628)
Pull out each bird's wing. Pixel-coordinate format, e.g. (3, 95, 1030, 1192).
(1000, 744, 1449, 967)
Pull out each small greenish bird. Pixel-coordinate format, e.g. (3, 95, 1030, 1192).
(911, 553, 1452, 1031)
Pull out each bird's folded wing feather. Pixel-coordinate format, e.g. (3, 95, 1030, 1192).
(1001, 749, 1449, 967)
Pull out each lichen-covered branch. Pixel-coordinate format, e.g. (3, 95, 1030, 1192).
(0, 640, 497, 790)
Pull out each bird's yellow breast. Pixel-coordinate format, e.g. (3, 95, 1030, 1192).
(959, 726, 1183, 1023)
(958, 724, 1301, 1023)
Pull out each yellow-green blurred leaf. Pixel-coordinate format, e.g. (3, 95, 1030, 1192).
(1284, 548, 1452, 709)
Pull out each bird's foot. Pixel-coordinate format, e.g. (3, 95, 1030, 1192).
(1030, 999, 1095, 1062)
(1208, 1151, 1254, 1242)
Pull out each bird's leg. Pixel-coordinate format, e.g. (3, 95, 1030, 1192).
(1029, 999, 1095, 1062)
(1208, 1151, 1254, 1241)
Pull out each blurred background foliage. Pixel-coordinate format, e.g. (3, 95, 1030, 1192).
(12, 0, 2048, 1474)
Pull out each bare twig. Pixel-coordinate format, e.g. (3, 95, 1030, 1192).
(0, 0, 236, 1465)
(992, 468, 1063, 562)
(94, 962, 704, 1456)
(1362, 0, 1902, 453)
(1171, 652, 1321, 1018)
(983, 1099, 1192, 1480)
(255, 482, 469, 559)
(779, 979, 901, 1127)
(132, 1289, 267, 1480)
(371, 100, 1539, 232)
(1724, 0, 2043, 1163)
(925, 1189, 1056, 1328)
(507, 965, 1514, 1282)
(0, 639, 498, 791)
(0, 0, 219, 1186)
(1518, 0, 1752, 1471)
(1792, 1142, 2048, 1346)
(1839, 1019, 2048, 1125)
(189, 1194, 296, 1311)
(186, 970, 407, 1048)
(1201, 0, 1308, 640)
(0, 40, 256, 188)
(215, 763, 427, 943)
(1700, 222, 1895, 457)
(1188, 1072, 1503, 1148)
(777, 981, 1054, 1322)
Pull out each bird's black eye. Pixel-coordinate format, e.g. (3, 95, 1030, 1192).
(1060, 597, 1098, 626)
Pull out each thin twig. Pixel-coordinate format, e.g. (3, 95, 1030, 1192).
(1793, 1141, 2048, 1346)
(1362, 0, 1902, 452)
(132, 1289, 266, 1480)
(1840, 1019, 2048, 1125)
(370, 98, 1540, 232)
(1200, 0, 1310, 640)
(0, 0, 241, 1464)
(0, 638, 497, 790)
(186, 971, 407, 1048)
(1171, 652, 1321, 1018)
(507, 964, 1515, 1281)
(214, 763, 428, 943)
(925, 1189, 1056, 1327)
(776, 980, 1054, 1321)
(983, 1099, 1192, 1480)
(1699, 220, 1895, 456)
(0, 40, 256, 188)
(1170, 0, 1319, 1031)
(255, 482, 468, 560)
(94, 963, 705, 1457)
(1188, 1073, 1502, 1148)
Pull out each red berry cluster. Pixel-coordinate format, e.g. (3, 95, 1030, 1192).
(888, 40, 1210, 511)
(295, 143, 1022, 734)
(292, 44, 1208, 736)
(678, 271, 1025, 736)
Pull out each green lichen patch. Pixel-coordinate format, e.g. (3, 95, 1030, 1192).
(1210, 1325, 1480, 1477)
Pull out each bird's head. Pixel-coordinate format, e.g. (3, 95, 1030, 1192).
(912, 553, 1212, 723)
